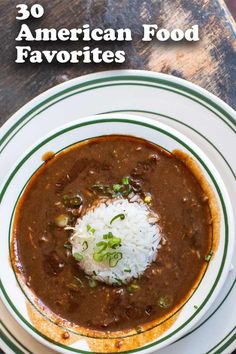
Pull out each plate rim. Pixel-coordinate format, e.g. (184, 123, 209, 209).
(0, 114, 234, 353)
(0, 70, 235, 354)
(0, 69, 235, 151)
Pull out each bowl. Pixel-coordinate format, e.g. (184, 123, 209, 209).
(0, 113, 234, 353)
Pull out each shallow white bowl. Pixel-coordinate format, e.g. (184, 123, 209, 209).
(0, 113, 234, 353)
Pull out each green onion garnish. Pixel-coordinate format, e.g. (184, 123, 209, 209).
(92, 232, 122, 267)
(82, 241, 88, 251)
(109, 252, 122, 267)
(114, 277, 123, 285)
(93, 252, 104, 262)
(103, 232, 114, 239)
(66, 283, 79, 291)
(122, 177, 129, 185)
(127, 283, 140, 292)
(96, 241, 108, 253)
(92, 177, 132, 198)
(108, 237, 121, 249)
(158, 295, 173, 309)
(110, 213, 125, 224)
(136, 326, 142, 334)
(74, 252, 83, 262)
(113, 184, 122, 192)
(205, 250, 213, 262)
(74, 276, 84, 287)
(124, 269, 131, 273)
(88, 278, 97, 288)
(86, 224, 96, 234)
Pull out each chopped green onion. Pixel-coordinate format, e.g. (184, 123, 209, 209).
(63, 193, 82, 208)
(87, 224, 96, 234)
(122, 184, 132, 196)
(103, 232, 114, 239)
(74, 252, 83, 262)
(92, 184, 113, 196)
(82, 241, 88, 251)
(108, 237, 121, 249)
(109, 252, 122, 267)
(113, 184, 122, 192)
(110, 213, 125, 224)
(88, 278, 97, 288)
(74, 276, 84, 287)
(205, 250, 213, 262)
(93, 252, 104, 262)
(136, 326, 142, 334)
(96, 241, 108, 253)
(114, 277, 123, 285)
(194, 305, 198, 309)
(70, 196, 82, 207)
(158, 295, 173, 309)
(93, 232, 122, 266)
(122, 177, 129, 185)
(66, 283, 79, 291)
(124, 269, 131, 273)
(127, 283, 140, 292)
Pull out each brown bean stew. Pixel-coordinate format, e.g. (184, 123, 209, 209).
(12, 135, 213, 332)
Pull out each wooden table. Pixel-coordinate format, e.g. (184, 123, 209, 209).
(0, 0, 235, 128)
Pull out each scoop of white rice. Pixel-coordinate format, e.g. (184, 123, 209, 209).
(70, 198, 161, 285)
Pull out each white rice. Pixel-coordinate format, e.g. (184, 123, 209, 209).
(70, 198, 161, 285)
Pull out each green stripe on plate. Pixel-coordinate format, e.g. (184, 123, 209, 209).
(0, 118, 228, 353)
(1, 109, 235, 353)
(0, 75, 235, 154)
(207, 327, 236, 354)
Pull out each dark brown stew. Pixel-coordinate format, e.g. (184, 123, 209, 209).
(12, 135, 212, 331)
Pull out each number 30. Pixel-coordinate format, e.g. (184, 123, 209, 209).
(16, 4, 44, 20)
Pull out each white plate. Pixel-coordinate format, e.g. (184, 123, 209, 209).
(0, 70, 235, 354)
(0, 113, 233, 353)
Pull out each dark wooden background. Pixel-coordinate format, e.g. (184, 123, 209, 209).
(0, 0, 235, 129)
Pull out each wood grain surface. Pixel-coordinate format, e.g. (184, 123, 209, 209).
(0, 0, 235, 124)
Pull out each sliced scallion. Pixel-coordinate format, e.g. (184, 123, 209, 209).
(127, 283, 140, 292)
(74, 276, 84, 287)
(96, 241, 108, 253)
(93, 252, 104, 262)
(113, 184, 122, 192)
(74, 252, 83, 262)
(108, 237, 121, 249)
(82, 241, 88, 251)
(122, 177, 129, 185)
(103, 232, 113, 239)
(114, 277, 123, 285)
(158, 295, 173, 309)
(109, 252, 122, 267)
(88, 278, 97, 288)
(110, 213, 125, 224)
(205, 250, 213, 262)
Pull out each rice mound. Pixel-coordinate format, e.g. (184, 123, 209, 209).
(70, 198, 161, 285)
